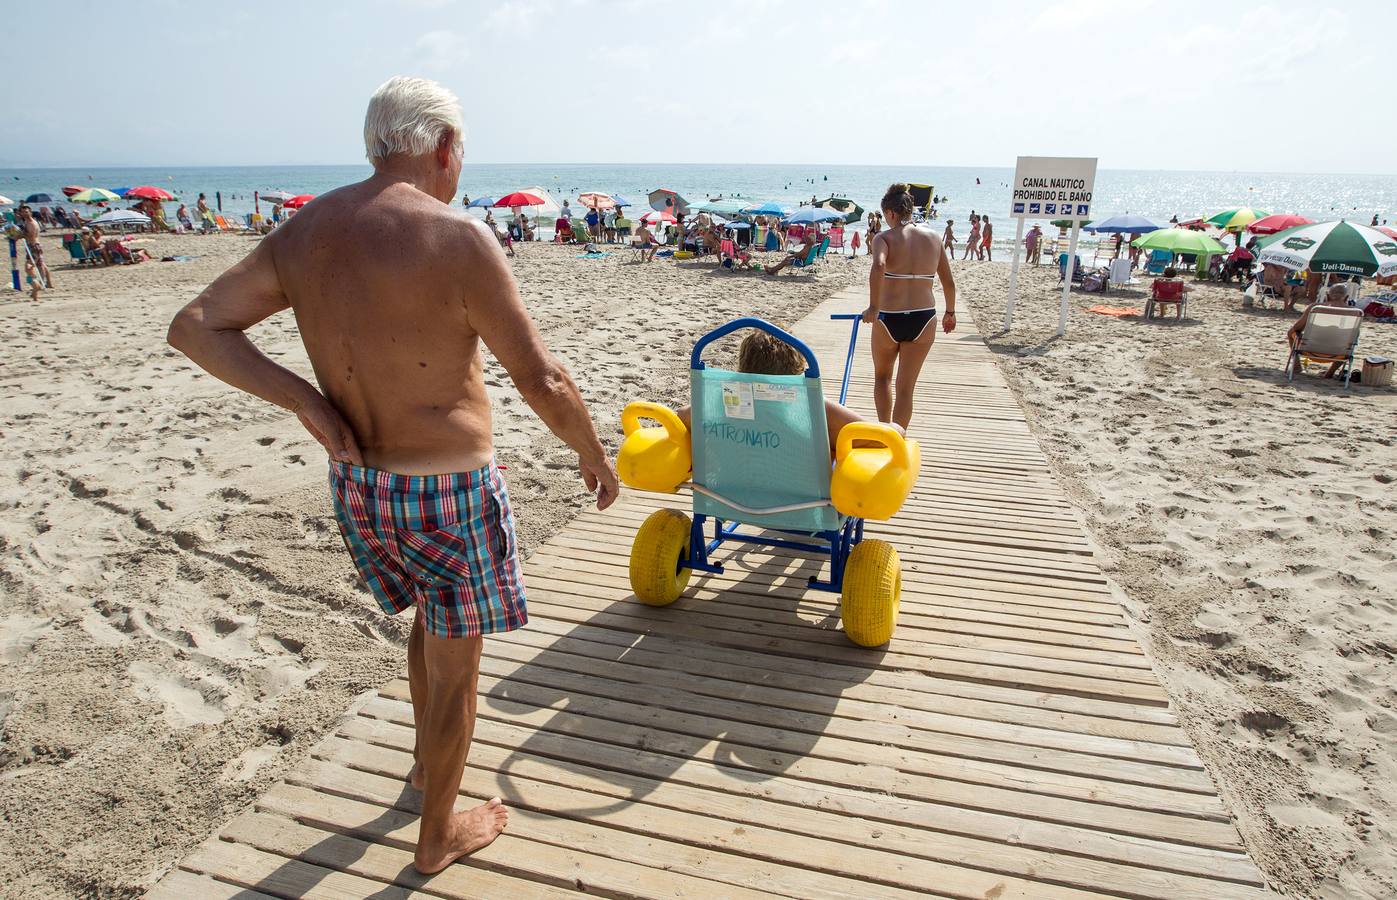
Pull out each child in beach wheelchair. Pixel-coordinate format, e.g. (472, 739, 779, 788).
(616, 318, 919, 647)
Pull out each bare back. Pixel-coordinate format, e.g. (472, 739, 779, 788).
(872, 223, 946, 312)
(266, 182, 500, 473)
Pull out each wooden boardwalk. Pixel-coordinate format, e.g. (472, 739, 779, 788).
(149, 287, 1266, 899)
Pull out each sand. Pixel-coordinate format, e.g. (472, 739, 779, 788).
(956, 261, 1396, 899)
(0, 231, 868, 898)
(4, 228, 1395, 898)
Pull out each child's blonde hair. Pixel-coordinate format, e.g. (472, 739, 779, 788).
(737, 331, 806, 376)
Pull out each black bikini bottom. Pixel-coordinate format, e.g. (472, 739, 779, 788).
(878, 308, 937, 343)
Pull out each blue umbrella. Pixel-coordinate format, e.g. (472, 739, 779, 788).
(610, 193, 632, 208)
(467, 196, 496, 208)
(23, 193, 53, 203)
(1084, 214, 1161, 234)
(724, 222, 751, 229)
(742, 201, 790, 217)
(111, 187, 132, 198)
(785, 207, 845, 225)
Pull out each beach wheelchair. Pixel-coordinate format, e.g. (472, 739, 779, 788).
(616, 317, 919, 647)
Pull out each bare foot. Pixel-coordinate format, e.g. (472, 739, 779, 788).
(413, 798, 509, 874)
(408, 761, 424, 791)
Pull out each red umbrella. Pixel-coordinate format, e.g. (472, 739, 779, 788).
(1247, 213, 1314, 235)
(493, 191, 545, 208)
(126, 185, 175, 201)
(61, 185, 85, 197)
(283, 194, 314, 209)
(640, 210, 677, 225)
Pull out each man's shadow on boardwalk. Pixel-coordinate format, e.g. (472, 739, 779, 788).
(242, 529, 887, 895)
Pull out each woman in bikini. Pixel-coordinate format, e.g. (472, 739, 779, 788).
(861, 183, 957, 431)
(962, 213, 980, 260)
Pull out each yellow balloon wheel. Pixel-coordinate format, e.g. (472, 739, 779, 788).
(629, 509, 693, 606)
(840, 540, 901, 647)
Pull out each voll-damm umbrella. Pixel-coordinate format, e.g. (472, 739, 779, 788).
(1256, 220, 1397, 277)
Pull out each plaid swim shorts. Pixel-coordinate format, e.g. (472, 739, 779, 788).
(329, 460, 527, 639)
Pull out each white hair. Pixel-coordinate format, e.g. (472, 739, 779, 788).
(363, 76, 463, 164)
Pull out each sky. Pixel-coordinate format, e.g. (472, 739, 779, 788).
(3, 0, 1393, 174)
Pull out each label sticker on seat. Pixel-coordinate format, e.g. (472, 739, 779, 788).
(722, 382, 754, 419)
(754, 384, 799, 403)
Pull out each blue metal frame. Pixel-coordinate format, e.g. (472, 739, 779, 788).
(679, 315, 864, 593)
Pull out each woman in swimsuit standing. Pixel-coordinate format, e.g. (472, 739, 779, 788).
(962, 213, 980, 260)
(861, 183, 957, 430)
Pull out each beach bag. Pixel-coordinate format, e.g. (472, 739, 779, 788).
(1082, 272, 1106, 293)
(1363, 301, 1394, 318)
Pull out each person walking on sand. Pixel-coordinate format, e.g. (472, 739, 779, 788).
(962, 213, 980, 261)
(15, 206, 53, 288)
(861, 183, 957, 431)
(980, 215, 993, 261)
(167, 76, 618, 875)
(941, 219, 955, 259)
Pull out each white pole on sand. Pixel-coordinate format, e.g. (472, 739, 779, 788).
(1058, 222, 1082, 336)
(1004, 217, 1025, 329)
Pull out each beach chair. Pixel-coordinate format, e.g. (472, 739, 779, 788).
(1145, 279, 1187, 321)
(614, 217, 632, 241)
(1144, 249, 1171, 275)
(791, 243, 820, 272)
(63, 236, 100, 265)
(718, 238, 751, 271)
(1058, 253, 1085, 283)
(1250, 273, 1279, 308)
(571, 219, 592, 243)
(1092, 233, 1119, 266)
(214, 215, 234, 231)
(828, 227, 844, 252)
(617, 317, 918, 647)
(816, 237, 830, 262)
(1286, 306, 1362, 388)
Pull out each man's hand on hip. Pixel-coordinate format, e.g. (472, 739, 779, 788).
(295, 393, 364, 466)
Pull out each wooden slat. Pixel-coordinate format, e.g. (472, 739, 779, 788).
(148, 285, 1266, 898)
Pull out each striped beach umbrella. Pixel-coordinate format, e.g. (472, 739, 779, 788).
(70, 188, 121, 204)
(1205, 207, 1269, 232)
(1256, 220, 1397, 277)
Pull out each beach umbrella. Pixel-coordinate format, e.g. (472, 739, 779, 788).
(126, 186, 175, 201)
(1206, 207, 1269, 232)
(648, 189, 690, 215)
(1084, 214, 1160, 234)
(1246, 213, 1313, 235)
(282, 194, 314, 209)
(1132, 228, 1228, 256)
(111, 187, 132, 198)
(517, 186, 562, 216)
(724, 222, 751, 230)
(494, 191, 546, 208)
(466, 196, 496, 208)
(1255, 220, 1397, 277)
(1376, 226, 1397, 241)
(640, 210, 677, 225)
(815, 196, 865, 224)
(696, 198, 753, 216)
(1049, 218, 1090, 229)
(609, 193, 633, 208)
(61, 185, 85, 197)
(786, 206, 846, 225)
(0, 195, 12, 206)
(69, 188, 121, 204)
(742, 201, 791, 217)
(88, 209, 151, 226)
(261, 190, 295, 204)
(578, 192, 615, 210)
(23, 193, 53, 203)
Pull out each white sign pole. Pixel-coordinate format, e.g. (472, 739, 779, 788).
(1004, 216, 1025, 329)
(1058, 222, 1082, 336)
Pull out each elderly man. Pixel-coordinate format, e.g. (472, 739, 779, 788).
(15, 205, 53, 288)
(167, 76, 618, 874)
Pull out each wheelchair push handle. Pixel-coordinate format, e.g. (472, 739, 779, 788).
(690, 317, 821, 378)
(835, 422, 911, 469)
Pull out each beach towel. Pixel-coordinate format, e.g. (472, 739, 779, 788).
(576, 251, 610, 259)
(1086, 305, 1140, 317)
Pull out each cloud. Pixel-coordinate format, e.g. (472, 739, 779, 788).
(415, 29, 470, 72)
(486, 0, 543, 30)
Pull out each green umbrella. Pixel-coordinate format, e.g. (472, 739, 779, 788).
(1205, 207, 1269, 232)
(1050, 218, 1090, 228)
(70, 188, 121, 204)
(1132, 228, 1228, 255)
(1256, 220, 1397, 277)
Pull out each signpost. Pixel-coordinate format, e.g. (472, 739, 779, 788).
(1004, 156, 1098, 335)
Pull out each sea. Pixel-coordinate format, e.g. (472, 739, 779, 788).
(7, 164, 1396, 247)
